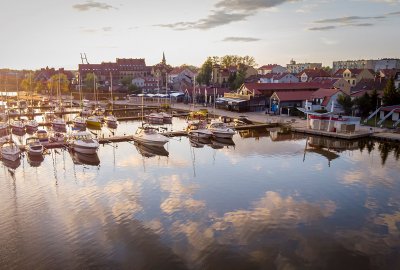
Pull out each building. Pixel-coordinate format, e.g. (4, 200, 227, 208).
(309, 88, 347, 113)
(78, 58, 151, 86)
(152, 52, 173, 91)
(312, 77, 352, 95)
(212, 64, 258, 87)
(259, 73, 299, 83)
(168, 66, 196, 89)
(286, 59, 322, 74)
(269, 90, 314, 115)
(334, 68, 375, 87)
(378, 105, 400, 126)
(257, 64, 287, 75)
(298, 69, 330, 82)
(332, 59, 376, 72)
(375, 59, 400, 71)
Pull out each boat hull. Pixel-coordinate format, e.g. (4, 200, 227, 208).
(71, 144, 98, 154)
(132, 136, 168, 147)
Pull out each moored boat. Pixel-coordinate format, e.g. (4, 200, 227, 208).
(35, 129, 49, 143)
(25, 119, 39, 130)
(133, 126, 169, 146)
(0, 140, 21, 161)
(86, 115, 102, 128)
(207, 120, 235, 139)
(26, 137, 44, 156)
(68, 131, 99, 154)
(187, 120, 213, 139)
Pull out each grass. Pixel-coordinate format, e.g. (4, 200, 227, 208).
(362, 117, 397, 129)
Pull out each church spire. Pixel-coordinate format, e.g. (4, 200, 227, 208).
(162, 52, 166, 65)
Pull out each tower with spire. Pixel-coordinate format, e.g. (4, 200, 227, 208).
(162, 52, 166, 65)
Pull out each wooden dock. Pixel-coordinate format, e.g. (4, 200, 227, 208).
(292, 127, 371, 140)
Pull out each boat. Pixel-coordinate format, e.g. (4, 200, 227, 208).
(187, 120, 213, 139)
(10, 120, 25, 132)
(68, 131, 99, 154)
(35, 129, 49, 143)
(26, 137, 44, 156)
(25, 119, 39, 130)
(159, 112, 173, 123)
(133, 126, 169, 146)
(49, 132, 66, 143)
(7, 108, 20, 117)
(92, 107, 105, 120)
(134, 142, 169, 158)
(146, 112, 164, 124)
(44, 111, 56, 122)
(27, 154, 44, 167)
(86, 115, 102, 128)
(69, 150, 100, 166)
(52, 117, 66, 130)
(104, 72, 118, 127)
(207, 120, 235, 139)
(0, 140, 21, 161)
(81, 107, 92, 116)
(72, 116, 87, 129)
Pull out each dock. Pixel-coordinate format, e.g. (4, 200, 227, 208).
(292, 127, 372, 140)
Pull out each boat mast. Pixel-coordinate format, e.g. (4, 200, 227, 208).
(110, 71, 113, 112)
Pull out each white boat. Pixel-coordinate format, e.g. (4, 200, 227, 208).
(52, 118, 66, 130)
(160, 112, 173, 123)
(68, 131, 99, 154)
(104, 114, 118, 126)
(0, 140, 21, 161)
(207, 120, 235, 139)
(82, 99, 91, 107)
(86, 115, 102, 128)
(133, 126, 169, 146)
(0, 122, 9, 134)
(146, 112, 164, 124)
(25, 119, 39, 130)
(81, 107, 92, 116)
(10, 120, 25, 131)
(73, 116, 87, 128)
(49, 132, 66, 143)
(35, 129, 49, 142)
(187, 120, 213, 139)
(7, 109, 20, 117)
(26, 137, 44, 156)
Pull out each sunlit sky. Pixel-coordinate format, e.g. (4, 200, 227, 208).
(1, 0, 399, 70)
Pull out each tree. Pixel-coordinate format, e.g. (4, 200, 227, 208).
(196, 57, 213, 86)
(47, 73, 70, 93)
(354, 92, 372, 117)
(20, 74, 37, 93)
(128, 84, 141, 95)
(231, 64, 247, 90)
(382, 76, 400, 106)
(322, 66, 332, 75)
(83, 73, 98, 92)
(121, 76, 133, 87)
(337, 94, 353, 115)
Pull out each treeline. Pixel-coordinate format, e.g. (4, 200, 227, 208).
(196, 55, 257, 89)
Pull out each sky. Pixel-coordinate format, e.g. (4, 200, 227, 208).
(0, 0, 399, 70)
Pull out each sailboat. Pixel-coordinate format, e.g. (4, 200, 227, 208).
(73, 72, 87, 129)
(86, 73, 102, 128)
(25, 72, 39, 131)
(133, 91, 169, 146)
(104, 72, 118, 126)
(52, 72, 66, 130)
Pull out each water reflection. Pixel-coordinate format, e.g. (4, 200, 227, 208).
(0, 120, 399, 269)
(69, 150, 100, 166)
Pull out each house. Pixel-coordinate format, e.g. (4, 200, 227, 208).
(257, 64, 287, 75)
(378, 105, 400, 126)
(352, 78, 387, 93)
(309, 88, 347, 113)
(132, 77, 145, 88)
(212, 64, 257, 87)
(298, 69, 330, 82)
(168, 67, 196, 84)
(286, 59, 322, 74)
(259, 73, 299, 83)
(312, 77, 352, 95)
(269, 90, 314, 115)
(335, 68, 375, 87)
(332, 59, 376, 73)
(375, 58, 400, 71)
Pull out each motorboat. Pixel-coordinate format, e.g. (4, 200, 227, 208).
(207, 120, 236, 139)
(7, 108, 20, 117)
(69, 150, 100, 166)
(49, 132, 66, 143)
(104, 114, 118, 126)
(73, 116, 87, 128)
(186, 120, 213, 139)
(92, 107, 105, 121)
(86, 115, 102, 128)
(25, 119, 39, 131)
(10, 120, 25, 132)
(133, 126, 169, 146)
(146, 112, 164, 124)
(35, 129, 49, 143)
(0, 140, 21, 161)
(52, 118, 66, 130)
(68, 131, 99, 154)
(26, 137, 44, 156)
(81, 107, 92, 116)
(134, 142, 169, 158)
(159, 112, 173, 123)
(27, 153, 44, 167)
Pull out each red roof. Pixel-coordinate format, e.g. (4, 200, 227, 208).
(352, 78, 387, 92)
(274, 90, 314, 102)
(379, 69, 399, 78)
(380, 105, 400, 113)
(333, 69, 346, 78)
(311, 88, 343, 106)
(116, 58, 146, 66)
(259, 64, 278, 70)
(244, 82, 335, 94)
(351, 89, 383, 98)
(298, 69, 330, 78)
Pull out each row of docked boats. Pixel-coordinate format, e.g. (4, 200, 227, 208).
(186, 119, 235, 139)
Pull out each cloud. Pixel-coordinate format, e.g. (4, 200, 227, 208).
(308, 25, 337, 31)
(73, 1, 115, 11)
(222, 37, 261, 42)
(156, 0, 296, 30)
(314, 15, 384, 24)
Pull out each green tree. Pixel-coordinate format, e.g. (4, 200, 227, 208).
(20, 74, 36, 93)
(354, 92, 372, 117)
(121, 76, 133, 87)
(128, 84, 141, 95)
(382, 76, 400, 106)
(231, 64, 247, 90)
(196, 57, 213, 86)
(83, 73, 98, 92)
(337, 94, 353, 115)
(47, 74, 70, 94)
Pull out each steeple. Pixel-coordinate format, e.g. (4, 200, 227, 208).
(162, 52, 166, 65)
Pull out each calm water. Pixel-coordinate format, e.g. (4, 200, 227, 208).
(1, 119, 400, 270)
